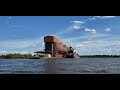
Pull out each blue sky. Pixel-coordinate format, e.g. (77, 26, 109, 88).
(0, 16, 120, 55)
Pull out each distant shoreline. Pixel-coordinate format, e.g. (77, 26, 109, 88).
(0, 56, 120, 59)
(80, 56, 120, 58)
(80, 55, 120, 58)
(0, 54, 120, 59)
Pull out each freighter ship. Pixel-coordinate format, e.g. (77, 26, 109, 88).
(35, 36, 80, 58)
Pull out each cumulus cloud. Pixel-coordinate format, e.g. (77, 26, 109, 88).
(53, 17, 119, 55)
(91, 30, 96, 34)
(53, 20, 85, 36)
(72, 20, 84, 25)
(0, 50, 31, 55)
(0, 37, 44, 49)
(73, 26, 81, 29)
(85, 28, 91, 32)
(0, 51, 8, 55)
(70, 39, 120, 55)
(0, 51, 8, 53)
(94, 16, 116, 19)
(89, 18, 96, 20)
(0, 36, 45, 55)
(60, 33, 120, 55)
(85, 28, 96, 34)
(88, 16, 116, 21)
(105, 28, 111, 32)
(71, 21, 84, 29)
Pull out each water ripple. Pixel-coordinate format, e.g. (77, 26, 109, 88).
(0, 58, 120, 74)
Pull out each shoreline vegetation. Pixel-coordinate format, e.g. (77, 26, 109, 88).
(0, 53, 41, 59)
(80, 55, 120, 58)
(0, 53, 120, 59)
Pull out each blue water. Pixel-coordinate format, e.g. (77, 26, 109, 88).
(0, 58, 120, 74)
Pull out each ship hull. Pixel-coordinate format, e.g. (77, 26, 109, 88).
(65, 55, 80, 58)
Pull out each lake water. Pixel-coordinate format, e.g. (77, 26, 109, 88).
(0, 58, 120, 74)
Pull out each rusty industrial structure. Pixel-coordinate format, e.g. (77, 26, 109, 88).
(44, 36, 69, 57)
(35, 36, 79, 58)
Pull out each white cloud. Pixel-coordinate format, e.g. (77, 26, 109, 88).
(9, 51, 29, 54)
(0, 37, 44, 49)
(105, 28, 111, 32)
(0, 36, 45, 55)
(88, 16, 116, 21)
(53, 20, 85, 36)
(0, 51, 8, 55)
(62, 33, 113, 43)
(85, 28, 96, 34)
(53, 17, 119, 55)
(94, 16, 116, 19)
(73, 26, 81, 29)
(91, 31, 96, 34)
(60, 33, 120, 55)
(0, 51, 8, 53)
(71, 20, 84, 30)
(71, 39, 120, 55)
(0, 51, 31, 55)
(85, 28, 91, 32)
(71, 21, 84, 23)
(89, 18, 96, 20)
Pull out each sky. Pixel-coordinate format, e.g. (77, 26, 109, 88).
(0, 16, 120, 55)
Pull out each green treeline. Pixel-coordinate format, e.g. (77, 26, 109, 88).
(80, 55, 120, 58)
(0, 53, 38, 59)
(0, 54, 120, 59)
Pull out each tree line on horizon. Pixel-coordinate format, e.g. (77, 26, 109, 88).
(0, 53, 37, 59)
(0, 53, 120, 59)
(80, 55, 120, 57)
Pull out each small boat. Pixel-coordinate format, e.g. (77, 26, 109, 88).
(65, 46, 80, 58)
